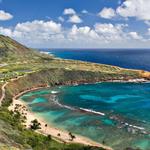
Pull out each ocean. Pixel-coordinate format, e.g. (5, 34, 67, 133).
(21, 83, 150, 150)
(23, 49, 150, 150)
(40, 49, 150, 71)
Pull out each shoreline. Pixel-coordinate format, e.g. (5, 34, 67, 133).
(40, 50, 150, 73)
(9, 86, 113, 150)
(6, 78, 150, 150)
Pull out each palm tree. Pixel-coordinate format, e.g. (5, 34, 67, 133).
(47, 134, 52, 140)
(45, 124, 48, 132)
(69, 132, 76, 141)
(30, 119, 41, 130)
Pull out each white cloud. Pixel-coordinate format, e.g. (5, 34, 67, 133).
(63, 8, 76, 15)
(58, 16, 64, 22)
(66, 25, 101, 47)
(68, 25, 98, 40)
(148, 28, 150, 35)
(116, 0, 150, 20)
(63, 8, 82, 24)
(98, 8, 116, 19)
(94, 23, 127, 42)
(82, 10, 88, 14)
(128, 32, 143, 40)
(15, 20, 62, 33)
(0, 27, 12, 36)
(68, 15, 82, 24)
(145, 21, 150, 26)
(0, 20, 149, 48)
(0, 20, 64, 47)
(0, 10, 13, 21)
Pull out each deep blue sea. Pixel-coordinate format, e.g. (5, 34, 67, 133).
(40, 49, 150, 71)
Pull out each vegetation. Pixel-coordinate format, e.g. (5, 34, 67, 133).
(30, 119, 41, 130)
(69, 132, 76, 141)
(0, 35, 111, 150)
(3, 68, 143, 107)
(0, 35, 149, 149)
(0, 107, 106, 150)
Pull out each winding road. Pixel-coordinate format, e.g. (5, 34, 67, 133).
(0, 75, 26, 106)
(0, 82, 8, 106)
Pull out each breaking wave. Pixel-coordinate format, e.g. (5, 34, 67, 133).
(51, 91, 59, 94)
(79, 108, 105, 116)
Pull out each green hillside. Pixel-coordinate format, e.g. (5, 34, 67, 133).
(0, 35, 149, 150)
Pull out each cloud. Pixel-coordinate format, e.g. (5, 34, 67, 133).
(81, 10, 88, 14)
(0, 20, 64, 47)
(94, 23, 127, 42)
(0, 10, 13, 21)
(0, 19, 148, 48)
(58, 16, 64, 22)
(145, 21, 150, 26)
(98, 8, 116, 19)
(68, 15, 82, 24)
(116, 0, 150, 20)
(15, 20, 62, 33)
(63, 8, 82, 24)
(128, 32, 143, 40)
(0, 26, 12, 36)
(147, 28, 150, 35)
(63, 8, 76, 15)
(68, 25, 98, 40)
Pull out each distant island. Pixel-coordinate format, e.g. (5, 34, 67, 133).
(0, 35, 150, 150)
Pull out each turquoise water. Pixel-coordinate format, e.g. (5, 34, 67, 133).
(21, 83, 150, 150)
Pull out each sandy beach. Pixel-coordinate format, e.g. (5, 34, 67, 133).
(8, 88, 112, 150)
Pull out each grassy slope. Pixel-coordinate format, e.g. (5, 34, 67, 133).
(4, 68, 140, 106)
(0, 107, 104, 150)
(0, 34, 53, 63)
(0, 35, 149, 150)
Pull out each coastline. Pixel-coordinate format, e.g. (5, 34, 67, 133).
(5, 78, 150, 150)
(1, 35, 150, 149)
(8, 87, 113, 150)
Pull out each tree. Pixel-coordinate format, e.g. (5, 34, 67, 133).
(45, 124, 48, 132)
(69, 132, 76, 141)
(47, 134, 52, 140)
(30, 119, 41, 130)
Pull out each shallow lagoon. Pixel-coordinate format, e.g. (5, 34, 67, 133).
(21, 82, 150, 150)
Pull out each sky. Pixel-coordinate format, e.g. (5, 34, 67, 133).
(0, 0, 150, 48)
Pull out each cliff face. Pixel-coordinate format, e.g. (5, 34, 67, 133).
(3, 68, 141, 106)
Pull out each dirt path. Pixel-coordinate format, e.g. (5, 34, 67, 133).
(0, 82, 8, 106)
(0, 75, 25, 106)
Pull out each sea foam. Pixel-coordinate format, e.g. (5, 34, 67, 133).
(51, 91, 58, 94)
(79, 108, 105, 116)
